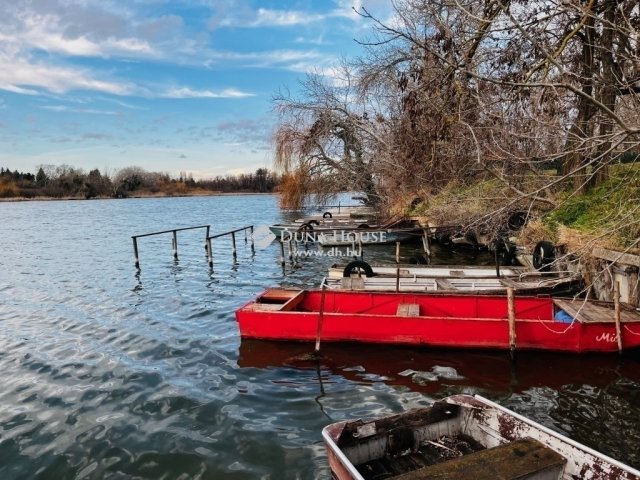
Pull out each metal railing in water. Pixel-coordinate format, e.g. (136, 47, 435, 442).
(132, 225, 211, 269)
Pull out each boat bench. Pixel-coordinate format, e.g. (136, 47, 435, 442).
(393, 438, 566, 480)
(397, 304, 420, 317)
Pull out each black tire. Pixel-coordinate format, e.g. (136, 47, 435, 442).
(507, 211, 527, 231)
(343, 260, 376, 277)
(299, 222, 314, 231)
(323, 211, 332, 219)
(308, 220, 320, 226)
(357, 224, 370, 229)
(533, 240, 555, 271)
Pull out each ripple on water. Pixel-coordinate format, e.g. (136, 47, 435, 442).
(1, 196, 640, 479)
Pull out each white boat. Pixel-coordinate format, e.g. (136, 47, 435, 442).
(327, 261, 580, 294)
(322, 394, 640, 480)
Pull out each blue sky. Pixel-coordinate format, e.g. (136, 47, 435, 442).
(0, 0, 391, 179)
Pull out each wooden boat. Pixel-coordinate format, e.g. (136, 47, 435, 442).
(322, 394, 640, 480)
(235, 289, 640, 353)
(327, 261, 580, 295)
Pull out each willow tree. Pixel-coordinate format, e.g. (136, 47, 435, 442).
(273, 67, 389, 208)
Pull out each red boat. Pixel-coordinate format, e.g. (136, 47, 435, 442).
(235, 288, 640, 353)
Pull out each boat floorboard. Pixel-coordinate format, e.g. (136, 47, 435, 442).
(554, 298, 640, 323)
(354, 434, 484, 480)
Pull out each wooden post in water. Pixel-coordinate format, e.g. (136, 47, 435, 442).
(395, 242, 400, 264)
(507, 287, 516, 359)
(132, 237, 140, 269)
(396, 267, 400, 293)
(422, 229, 431, 257)
(205, 225, 210, 249)
(614, 281, 623, 353)
(279, 240, 286, 267)
(314, 284, 327, 354)
(206, 237, 213, 268)
(250, 226, 255, 256)
(172, 230, 178, 260)
(231, 232, 237, 261)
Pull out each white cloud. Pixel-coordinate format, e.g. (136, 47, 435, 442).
(0, 54, 133, 95)
(161, 87, 255, 99)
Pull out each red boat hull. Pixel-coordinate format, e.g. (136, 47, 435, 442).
(235, 290, 640, 353)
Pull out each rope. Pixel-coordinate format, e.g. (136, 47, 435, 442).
(623, 324, 640, 336)
(535, 318, 578, 335)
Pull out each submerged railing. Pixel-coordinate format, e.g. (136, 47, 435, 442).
(132, 225, 210, 269)
(206, 226, 254, 268)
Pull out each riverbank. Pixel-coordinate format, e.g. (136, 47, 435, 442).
(0, 190, 276, 202)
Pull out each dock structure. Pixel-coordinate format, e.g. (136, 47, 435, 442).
(132, 225, 210, 269)
(206, 225, 254, 268)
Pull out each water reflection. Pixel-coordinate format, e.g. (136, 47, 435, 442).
(1, 196, 639, 479)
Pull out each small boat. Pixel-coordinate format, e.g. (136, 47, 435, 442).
(322, 394, 640, 480)
(327, 261, 580, 295)
(235, 289, 640, 353)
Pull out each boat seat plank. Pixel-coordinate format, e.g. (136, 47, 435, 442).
(435, 279, 454, 291)
(554, 299, 640, 323)
(397, 304, 420, 317)
(393, 438, 566, 480)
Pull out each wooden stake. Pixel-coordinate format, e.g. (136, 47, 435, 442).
(314, 285, 328, 354)
(422, 229, 431, 257)
(396, 267, 400, 293)
(395, 241, 400, 264)
(507, 287, 516, 359)
(614, 281, 623, 353)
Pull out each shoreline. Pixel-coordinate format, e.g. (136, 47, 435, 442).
(0, 191, 277, 203)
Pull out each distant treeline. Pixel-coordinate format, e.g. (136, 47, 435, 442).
(0, 165, 281, 199)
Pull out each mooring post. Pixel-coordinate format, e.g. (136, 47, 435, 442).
(132, 237, 140, 269)
(231, 232, 237, 260)
(205, 225, 210, 249)
(250, 226, 255, 255)
(279, 240, 286, 267)
(614, 281, 623, 353)
(207, 237, 213, 268)
(422, 229, 431, 257)
(395, 242, 400, 264)
(507, 287, 516, 360)
(314, 284, 328, 354)
(396, 267, 400, 293)
(494, 245, 501, 278)
(171, 230, 178, 260)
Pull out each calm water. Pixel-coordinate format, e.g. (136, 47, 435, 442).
(0, 195, 639, 479)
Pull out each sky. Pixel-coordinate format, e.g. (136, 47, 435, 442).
(0, 0, 391, 179)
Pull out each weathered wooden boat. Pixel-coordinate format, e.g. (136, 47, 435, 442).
(235, 289, 640, 353)
(322, 394, 640, 480)
(327, 261, 580, 295)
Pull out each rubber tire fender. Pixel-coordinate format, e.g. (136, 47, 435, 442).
(298, 222, 314, 231)
(533, 240, 555, 271)
(342, 260, 376, 278)
(323, 211, 332, 219)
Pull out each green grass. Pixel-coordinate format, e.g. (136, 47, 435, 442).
(546, 164, 640, 248)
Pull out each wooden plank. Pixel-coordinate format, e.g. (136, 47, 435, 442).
(435, 279, 455, 291)
(394, 438, 566, 480)
(592, 247, 640, 267)
(553, 299, 640, 323)
(397, 304, 420, 317)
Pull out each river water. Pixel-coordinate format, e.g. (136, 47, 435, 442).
(0, 194, 639, 479)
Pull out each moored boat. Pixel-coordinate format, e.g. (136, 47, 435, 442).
(322, 394, 640, 480)
(328, 261, 581, 295)
(234, 288, 640, 353)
